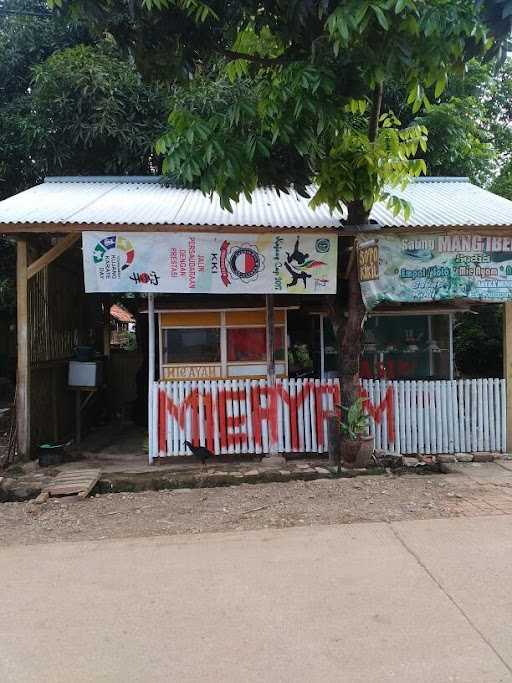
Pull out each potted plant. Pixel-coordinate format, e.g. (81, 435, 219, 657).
(337, 398, 374, 471)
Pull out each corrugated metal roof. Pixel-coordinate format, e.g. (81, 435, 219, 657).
(110, 304, 134, 323)
(1, 176, 512, 230)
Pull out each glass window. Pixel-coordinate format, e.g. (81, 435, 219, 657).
(361, 315, 450, 380)
(163, 328, 220, 364)
(227, 327, 284, 362)
(321, 315, 451, 380)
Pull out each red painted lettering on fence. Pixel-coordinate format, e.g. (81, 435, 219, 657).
(360, 385, 395, 443)
(157, 379, 394, 456)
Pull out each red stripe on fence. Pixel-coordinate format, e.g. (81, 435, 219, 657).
(252, 384, 262, 450)
(218, 387, 227, 452)
(191, 389, 199, 446)
(205, 391, 214, 453)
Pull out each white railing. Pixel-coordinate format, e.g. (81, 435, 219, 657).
(151, 378, 340, 457)
(150, 377, 506, 458)
(363, 378, 506, 455)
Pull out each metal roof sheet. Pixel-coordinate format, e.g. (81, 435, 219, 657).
(1, 176, 512, 230)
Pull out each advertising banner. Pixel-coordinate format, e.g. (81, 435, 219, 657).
(83, 232, 337, 295)
(358, 234, 512, 309)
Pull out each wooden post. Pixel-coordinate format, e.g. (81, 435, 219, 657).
(102, 295, 111, 421)
(102, 295, 111, 358)
(266, 293, 276, 388)
(503, 302, 512, 452)
(265, 293, 279, 458)
(16, 238, 30, 459)
(148, 293, 155, 464)
(320, 313, 325, 380)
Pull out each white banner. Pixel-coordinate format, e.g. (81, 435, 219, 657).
(83, 232, 337, 294)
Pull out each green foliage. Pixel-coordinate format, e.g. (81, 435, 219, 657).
(0, 0, 91, 198)
(28, 44, 169, 177)
(310, 114, 427, 219)
(491, 161, 512, 200)
(43, 1, 512, 219)
(0, 16, 169, 199)
(149, 0, 509, 218)
(337, 398, 369, 440)
(414, 98, 495, 185)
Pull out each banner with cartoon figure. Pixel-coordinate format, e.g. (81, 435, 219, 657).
(358, 234, 512, 309)
(82, 232, 338, 294)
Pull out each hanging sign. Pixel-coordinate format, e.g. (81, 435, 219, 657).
(82, 232, 337, 294)
(358, 234, 512, 309)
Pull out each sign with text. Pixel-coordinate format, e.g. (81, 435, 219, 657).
(358, 234, 512, 309)
(357, 240, 379, 282)
(83, 232, 337, 294)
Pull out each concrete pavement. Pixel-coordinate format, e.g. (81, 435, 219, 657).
(1, 517, 512, 682)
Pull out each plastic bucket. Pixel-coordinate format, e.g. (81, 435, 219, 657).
(38, 443, 64, 468)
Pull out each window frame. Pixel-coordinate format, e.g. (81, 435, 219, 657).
(159, 308, 288, 380)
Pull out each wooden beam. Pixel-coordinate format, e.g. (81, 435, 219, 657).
(16, 238, 30, 459)
(27, 233, 80, 280)
(504, 302, 512, 453)
(265, 293, 278, 458)
(5, 223, 512, 236)
(147, 293, 156, 464)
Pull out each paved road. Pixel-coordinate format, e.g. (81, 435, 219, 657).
(2, 516, 512, 682)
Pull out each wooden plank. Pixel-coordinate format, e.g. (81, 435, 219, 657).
(16, 238, 30, 459)
(27, 234, 80, 280)
(45, 469, 101, 498)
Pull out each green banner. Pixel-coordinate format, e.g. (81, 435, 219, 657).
(358, 234, 512, 310)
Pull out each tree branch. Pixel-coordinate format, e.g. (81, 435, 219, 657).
(368, 82, 384, 143)
(219, 48, 289, 66)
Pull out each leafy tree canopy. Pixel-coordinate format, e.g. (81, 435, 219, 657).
(0, 0, 169, 200)
(50, 0, 512, 218)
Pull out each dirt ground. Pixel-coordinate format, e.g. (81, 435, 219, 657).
(2, 469, 512, 546)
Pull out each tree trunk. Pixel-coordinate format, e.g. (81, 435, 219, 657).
(325, 82, 383, 464)
(339, 248, 366, 408)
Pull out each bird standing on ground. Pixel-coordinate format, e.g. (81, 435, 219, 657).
(185, 440, 213, 465)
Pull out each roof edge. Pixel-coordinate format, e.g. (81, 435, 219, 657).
(42, 175, 470, 186)
(44, 175, 163, 184)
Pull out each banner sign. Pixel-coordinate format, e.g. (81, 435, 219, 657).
(83, 232, 337, 294)
(358, 234, 512, 309)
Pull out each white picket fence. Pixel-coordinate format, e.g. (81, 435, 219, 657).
(150, 377, 507, 459)
(363, 378, 507, 455)
(151, 378, 340, 458)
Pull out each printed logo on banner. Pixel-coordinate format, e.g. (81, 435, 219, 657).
(315, 238, 331, 254)
(282, 236, 329, 290)
(92, 235, 135, 282)
(219, 240, 265, 287)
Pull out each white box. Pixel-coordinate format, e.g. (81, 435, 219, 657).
(68, 361, 103, 387)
